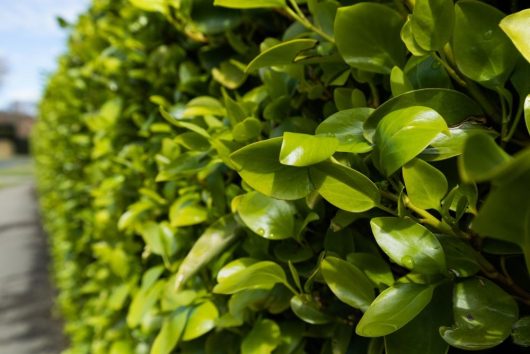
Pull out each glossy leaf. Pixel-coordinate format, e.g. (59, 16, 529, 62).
(334, 3, 406, 74)
(241, 319, 281, 354)
(370, 217, 446, 274)
(214, 0, 285, 9)
(363, 89, 482, 141)
(175, 216, 239, 290)
(182, 301, 219, 341)
(403, 158, 448, 210)
(230, 138, 313, 200)
(525, 94, 530, 135)
(290, 294, 332, 324)
(237, 191, 295, 240)
(384, 284, 452, 354)
(356, 283, 434, 337)
(310, 161, 380, 213)
(213, 260, 288, 294)
(440, 277, 518, 350)
(372, 106, 448, 176)
(410, 0, 454, 51)
(500, 9, 530, 63)
(280, 132, 339, 167)
(246, 39, 318, 73)
(453, 0, 518, 87)
(390, 67, 413, 97)
(321, 256, 375, 311)
(315, 108, 374, 153)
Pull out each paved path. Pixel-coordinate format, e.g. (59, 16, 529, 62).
(0, 184, 66, 353)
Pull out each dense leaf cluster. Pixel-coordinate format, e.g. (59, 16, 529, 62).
(34, 0, 530, 353)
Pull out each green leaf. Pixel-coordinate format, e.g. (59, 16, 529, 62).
(370, 217, 446, 274)
(214, 0, 285, 9)
(151, 307, 190, 354)
(471, 150, 530, 274)
(500, 9, 530, 64)
(363, 89, 482, 141)
(290, 294, 332, 324)
(246, 39, 318, 73)
(356, 283, 434, 337)
(420, 121, 498, 161)
(404, 55, 452, 90)
(212, 60, 247, 89)
(437, 235, 480, 277)
(213, 260, 288, 294)
(453, 0, 518, 88)
(458, 133, 511, 183)
(175, 216, 239, 290)
(230, 138, 314, 200)
(280, 132, 339, 167)
(372, 106, 448, 176)
(410, 0, 454, 51)
(321, 256, 375, 311)
(232, 117, 261, 142)
(241, 319, 281, 354)
(390, 67, 413, 97)
(237, 191, 295, 240)
(384, 284, 452, 354)
(334, 3, 406, 74)
(440, 277, 518, 350)
(170, 195, 208, 227)
(401, 16, 429, 57)
(512, 316, 530, 347)
(182, 301, 219, 341)
(310, 161, 381, 213)
(346, 253, 395, 289)
(315, 108, 374, 153)
(403, 158, 448, 210)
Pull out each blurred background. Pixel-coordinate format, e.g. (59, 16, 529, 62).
(0, 0, 88, 170)
(0, 2, 87, 353)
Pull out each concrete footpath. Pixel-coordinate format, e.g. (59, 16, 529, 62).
(0, 183, 66, 353)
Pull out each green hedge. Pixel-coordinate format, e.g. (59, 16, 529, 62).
(34, 0, 530, 353)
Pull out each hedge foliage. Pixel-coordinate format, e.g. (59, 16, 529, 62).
(34, 0, 530, 353)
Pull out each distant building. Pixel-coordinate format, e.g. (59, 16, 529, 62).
(0, 111, 34, 158)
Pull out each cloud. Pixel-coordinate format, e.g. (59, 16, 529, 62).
(0, 0, 89, 37)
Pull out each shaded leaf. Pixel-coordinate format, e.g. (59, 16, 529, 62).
(440, 277, 518, 350)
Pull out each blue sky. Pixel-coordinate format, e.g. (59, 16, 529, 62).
(0, 0, 89, 111)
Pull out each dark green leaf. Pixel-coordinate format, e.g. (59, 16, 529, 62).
(440, 277, 518, 350)
(512, 316, 530, 347)
(290, 294, 332, 324)
(321, 256, 375, 311)
(334, 3, 406, 74)
(453, 0, 518, 88)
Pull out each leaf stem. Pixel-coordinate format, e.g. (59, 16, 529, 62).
(285, 2, 335, 44)
(377, 203, 398, 216)
(499, 90, 509, 143)
(506, 100, 524, 142)
(433, 52, 467, 87)
(368, 81, 380, 108)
